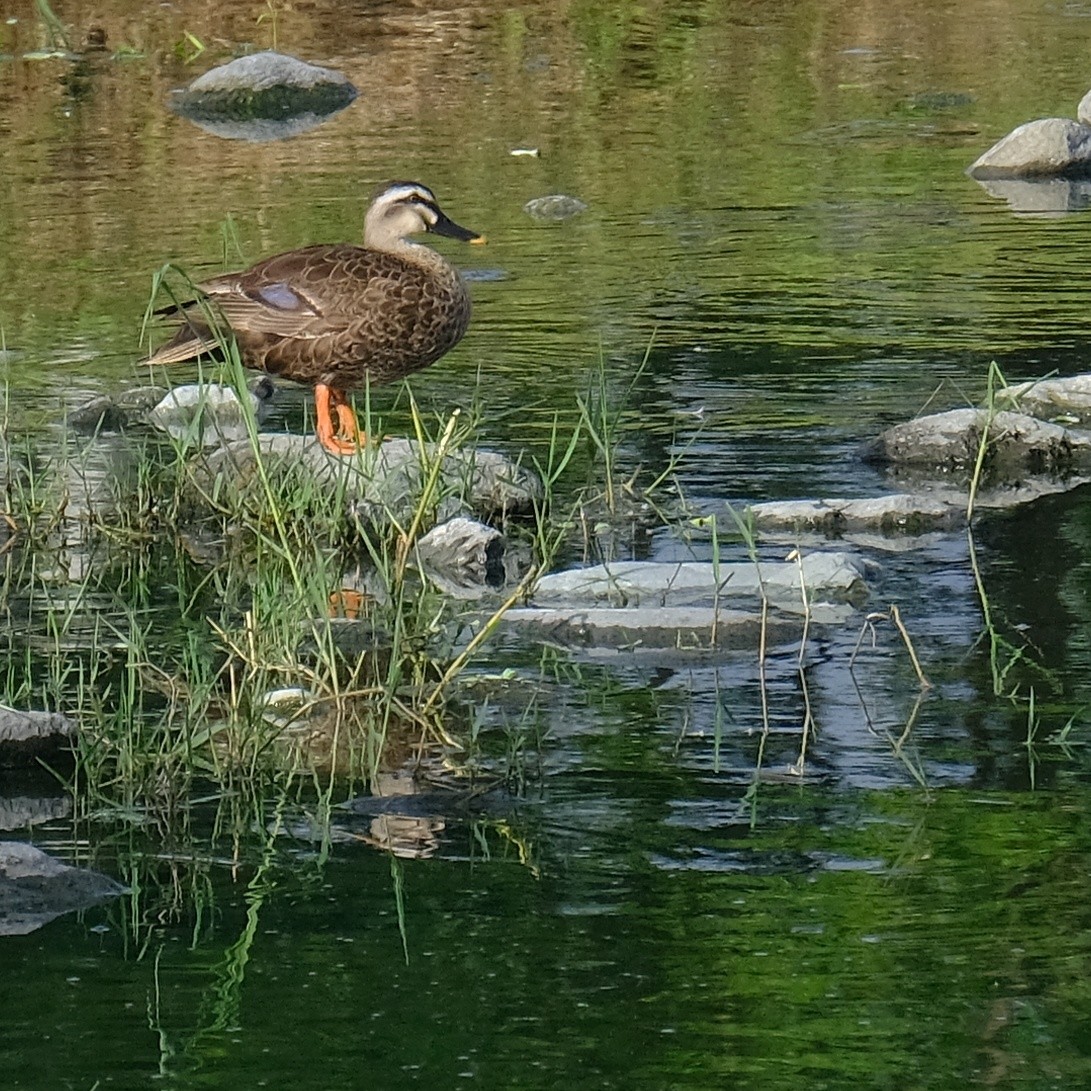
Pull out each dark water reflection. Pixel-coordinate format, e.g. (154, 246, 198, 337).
(5, 0, 1091, 1086)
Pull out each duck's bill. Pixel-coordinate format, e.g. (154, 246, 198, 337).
(431, 212, 486, 244)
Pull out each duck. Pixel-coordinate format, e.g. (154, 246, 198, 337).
(146, 181, 485, 455)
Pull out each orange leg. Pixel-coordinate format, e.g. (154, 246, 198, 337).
(314, 383, 367, 455)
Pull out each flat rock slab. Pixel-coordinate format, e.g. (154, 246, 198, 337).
(746, 494, 966, 534)
(968, 117, 1091, 179)
(0, 708, 76, 768)
(531, 553, 872, 609)
(862, 408, 1091, 476)
(0, 842, 125, 935)
(192, 433, 542, 524)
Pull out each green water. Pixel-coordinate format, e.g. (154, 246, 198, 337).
(5, 0, 1091, 1087)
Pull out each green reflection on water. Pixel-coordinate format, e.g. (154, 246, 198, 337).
(4, 0, 1091, 1087)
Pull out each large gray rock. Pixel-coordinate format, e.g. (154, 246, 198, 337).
(192, 433, 542, 525)
(0, 842, 124, 935)
(170, 52, 357, 141)
(968, 118, 1091, 179)
(0, 708, 76, 768)
(862, 408, 1091, 475)
(531, 553, 873, 610)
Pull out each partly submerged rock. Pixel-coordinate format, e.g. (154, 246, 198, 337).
(862, 408, 1091, 477)
(996, 374, 1091, 426)
(530, 553, 873, 610)
(745, 494, 967, 535)
(148, 378, 275, 446)
(414, 516, 506, 593)
(968, 117, 1091, 179)
(0, 708, 76, 768)
(68, 385, 168, 434)
(170, 51, 357, 141)
(523, 194, 588, 221)
(192, 433, 542, 525)
(0, 842, 124, 935)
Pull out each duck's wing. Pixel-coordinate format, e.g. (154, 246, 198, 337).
(200, 245, 411, 339)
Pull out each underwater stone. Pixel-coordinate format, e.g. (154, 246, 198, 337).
(523, 194, 588, 220)
(968, 117, 1091, 179)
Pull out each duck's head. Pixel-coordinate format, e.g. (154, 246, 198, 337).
(365, 182, 485, 248)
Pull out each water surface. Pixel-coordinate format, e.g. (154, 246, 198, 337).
(4, 1, 1091, 1087)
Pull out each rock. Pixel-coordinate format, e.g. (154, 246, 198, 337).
(169, 51, 357, 142)
(414, 517, 505, 591)
(996, 374, 1091, 425)
(745, 494, 966, 534)
(1078, 89, 1091, 127)
(523, 194, 588, 221)
(0, 841, 124, 935)
(967, 117, 1091, 179)
(192, 433, 542, 525)
(0, 708, 76, 768)
(68, 385, 168, 433)
(148, 378, 275, 446)
(862, 408, 1091, 477)
(530, 553, 873, 611)
(0, 795, 72, 831)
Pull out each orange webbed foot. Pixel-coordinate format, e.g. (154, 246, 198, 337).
(314, 383, 367, 456)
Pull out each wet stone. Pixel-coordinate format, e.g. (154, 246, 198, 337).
(170, 51, 357, 141)
(0, 842, 124, 936)
(530, 553, 874, 610)
(746, 495, 967, 535)
(502, 603, 852, 650)
(68, 385, 167, 433)
(996, 374, 1091, 425)
(968, 117, 1091, 179)
(148, 378, 275, 446)
(414, 517, 506, 591)
(192, 434, 542, 526)
(861, 408, 1091, 477)
(0, 708, 76, 768)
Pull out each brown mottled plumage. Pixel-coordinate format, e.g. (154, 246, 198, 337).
(147, 181, 484, 455)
